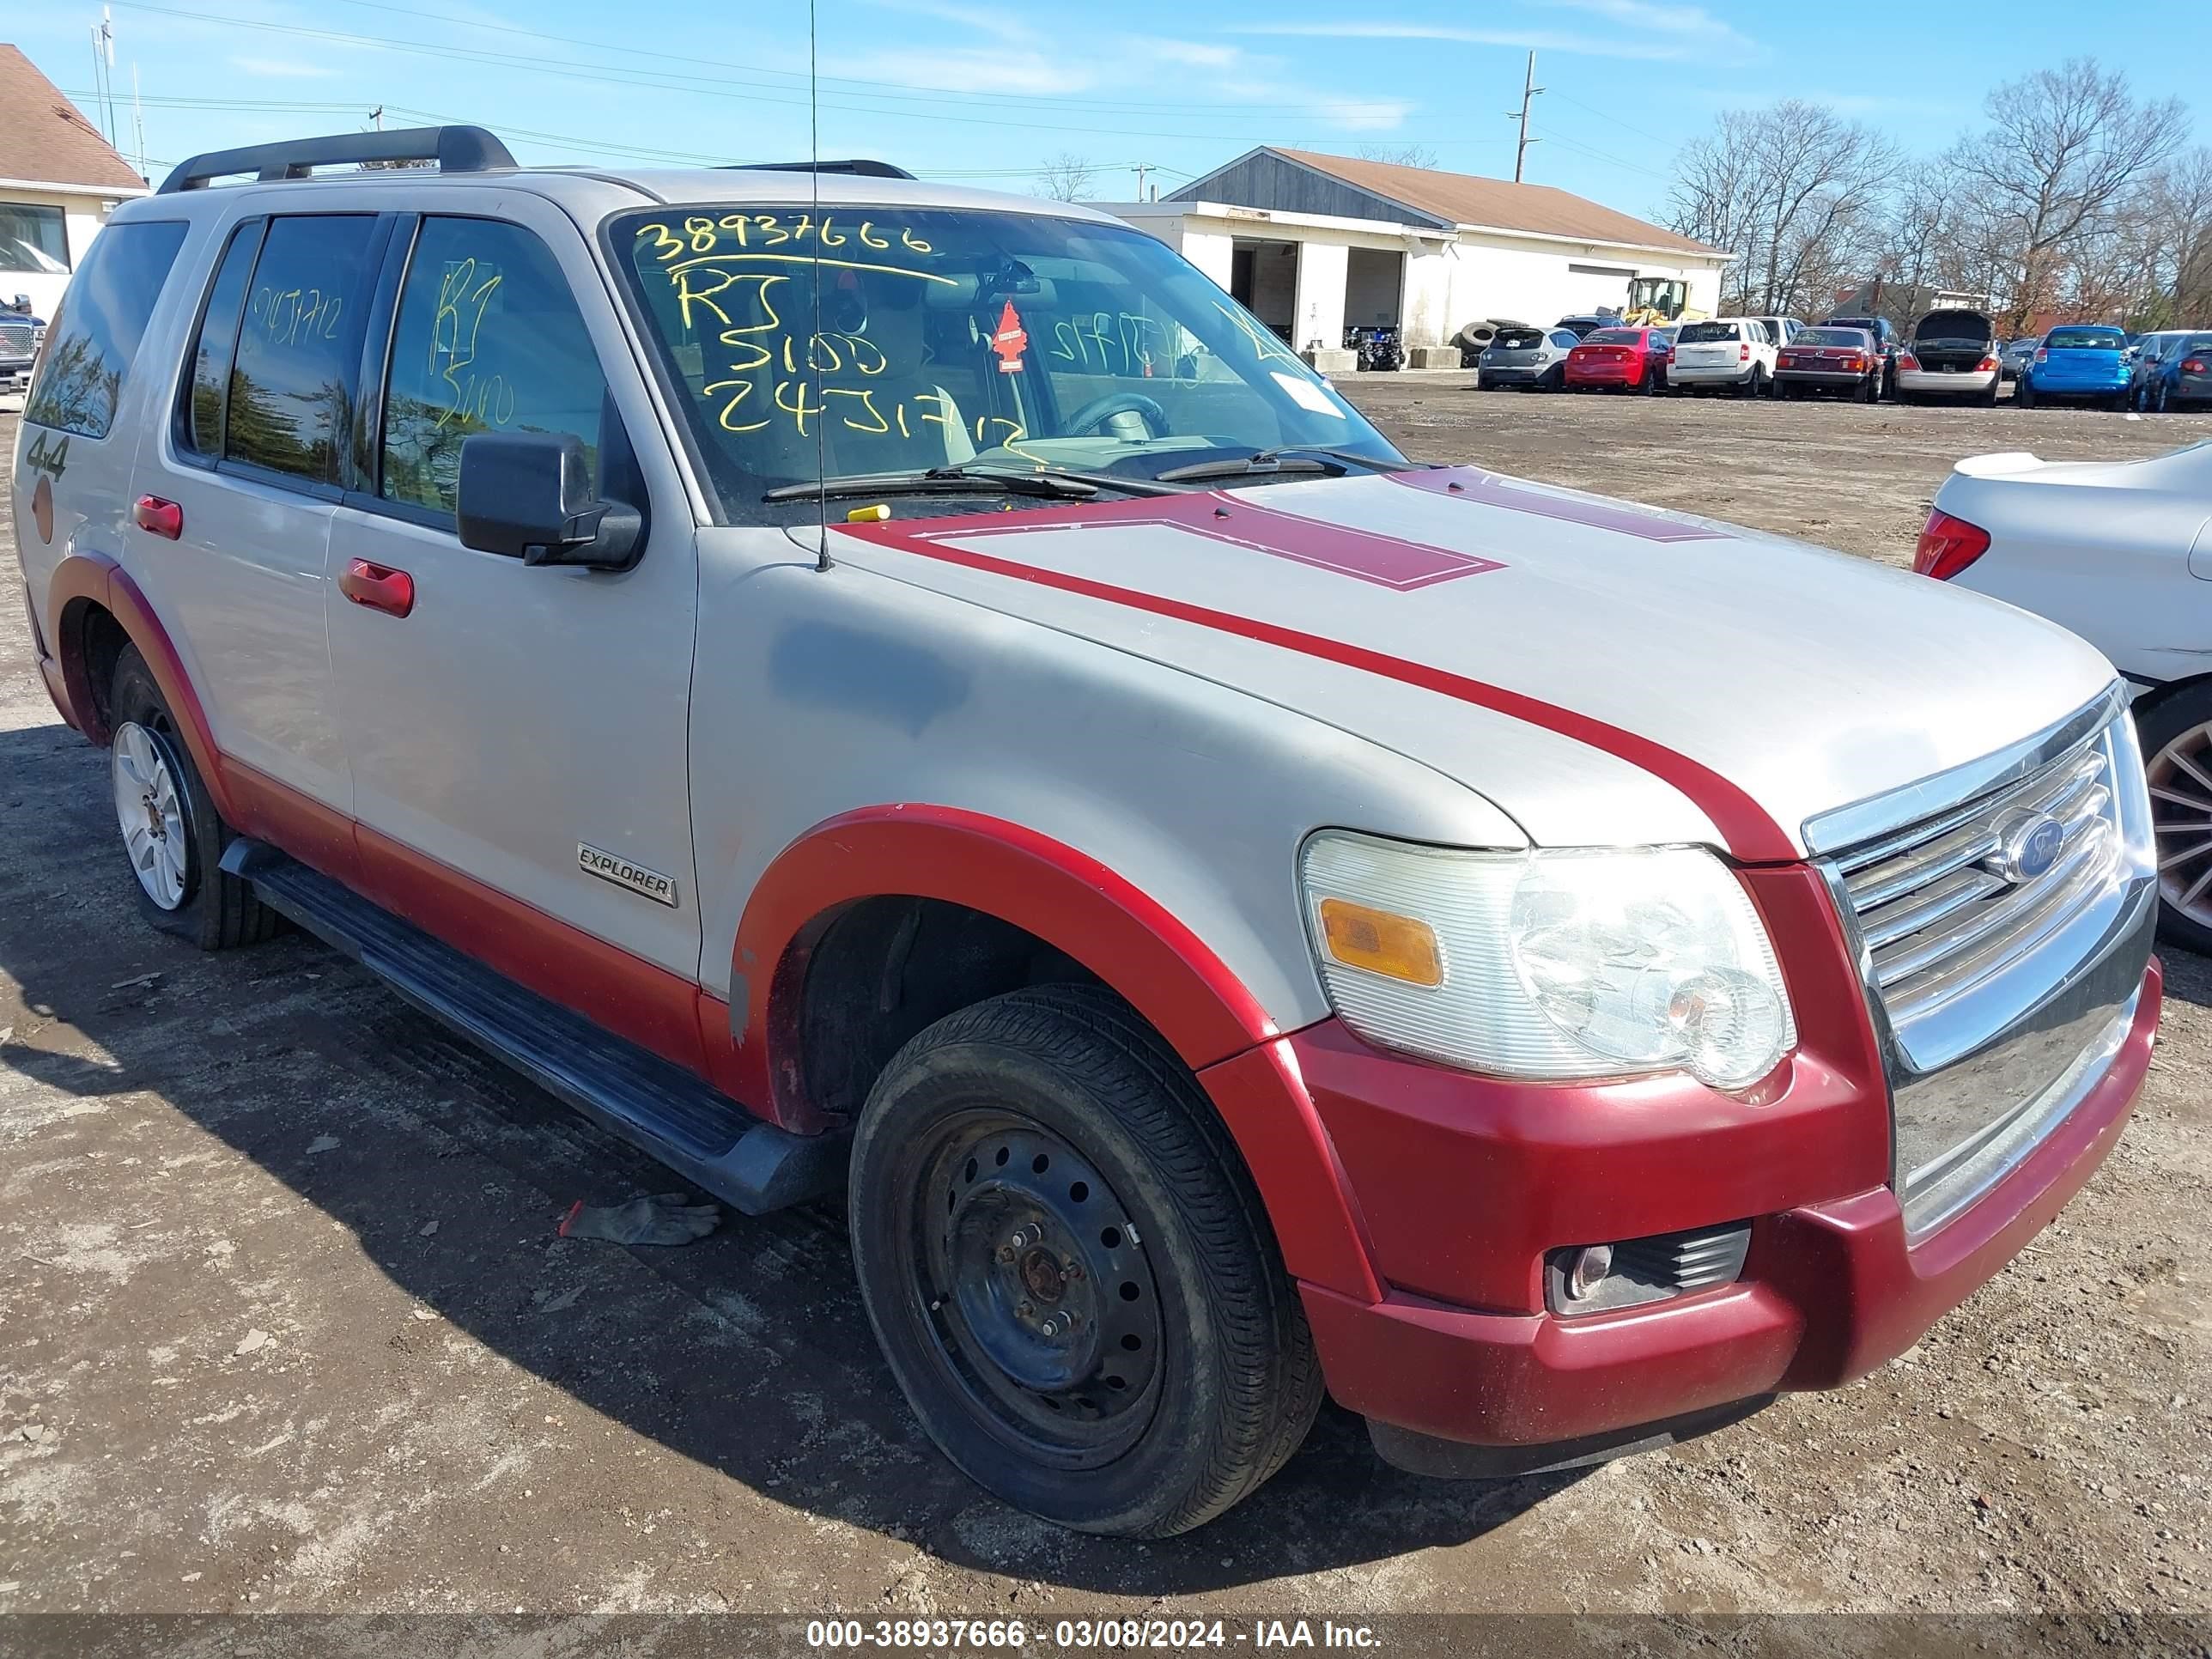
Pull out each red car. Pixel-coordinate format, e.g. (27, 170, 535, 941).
(1564, 325, 1668, 392)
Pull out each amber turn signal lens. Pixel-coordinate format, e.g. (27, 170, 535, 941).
(1317, 898, 1443, 987)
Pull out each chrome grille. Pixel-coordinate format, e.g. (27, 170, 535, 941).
(1834, 735, 2119, 1030)
(1810, 690, 2157, 1240)
(0, 321, 34, 356)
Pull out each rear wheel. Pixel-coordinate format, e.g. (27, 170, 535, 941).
(107, 646, 282, 951)
(2016, 380, 2036, 408)
(1857, 373, 1878, 404)
(1980, 378, 1999, 407)
(2137, 685, 2212, 956)
(848, 985, 1322, 1536)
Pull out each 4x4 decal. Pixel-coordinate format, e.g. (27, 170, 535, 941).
(23, 430, 69, 480)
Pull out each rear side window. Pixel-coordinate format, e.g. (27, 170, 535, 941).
(1677, 321, 1737, 343)
(379, 216, 607, 517)
(179, 221, 263, 460)
(23, 220, 189, 439)
(226, 215, 380, 485)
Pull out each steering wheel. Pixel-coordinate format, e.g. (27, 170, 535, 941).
(1060, 392, 1170, 438)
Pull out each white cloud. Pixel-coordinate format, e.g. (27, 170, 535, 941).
(1231, 3, 1762, 66)
(229, 55, 341, 79)
(837, 47, 1097, 97)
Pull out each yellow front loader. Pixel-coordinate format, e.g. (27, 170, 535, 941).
(1622, 276, 1707, 328)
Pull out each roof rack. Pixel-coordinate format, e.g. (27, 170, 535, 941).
(157, 125, 516, 195)
(720, 159, 916, 179)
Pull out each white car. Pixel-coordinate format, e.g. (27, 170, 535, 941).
(1922, 441, 2212, 949)
(1896, 308, 2001, 406)
(1668, 317, 1778, 396)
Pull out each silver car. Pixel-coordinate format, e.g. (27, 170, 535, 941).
(9, 123, 2163, 1540)
(1478, 325, 1579, 390)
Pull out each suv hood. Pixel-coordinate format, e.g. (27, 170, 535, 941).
(829, 468, 2116, 859)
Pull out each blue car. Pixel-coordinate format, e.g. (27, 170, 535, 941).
(2136, 331, 2212, 411)
(2016, 324, 2131, 409)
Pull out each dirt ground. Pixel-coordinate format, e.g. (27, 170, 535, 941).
(3, 387, 2209, 1638)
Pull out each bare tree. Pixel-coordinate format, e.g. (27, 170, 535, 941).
(1354, 143, 1440, 170)
(1667, 101, 1899, 317)
(1034, 153, 1099, 202)
(1944, 58, 2188, 332)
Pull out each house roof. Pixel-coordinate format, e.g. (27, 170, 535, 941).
(0, 44, 146, 191)
(1213, 148, 1724, 259)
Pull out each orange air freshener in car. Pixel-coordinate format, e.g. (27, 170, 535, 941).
(991, 298, 1028, 374)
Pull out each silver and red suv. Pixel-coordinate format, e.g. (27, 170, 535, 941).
(10, 127, 2164, 1536)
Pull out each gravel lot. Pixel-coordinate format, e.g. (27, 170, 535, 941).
(2, 387, 2209, 1638)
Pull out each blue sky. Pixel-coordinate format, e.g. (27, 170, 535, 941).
(16, 0, 2211, 220)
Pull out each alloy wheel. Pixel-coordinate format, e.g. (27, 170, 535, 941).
(2149, 720, 2212, 924)
(112, 720, 190, 910)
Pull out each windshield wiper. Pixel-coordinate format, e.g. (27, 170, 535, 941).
(764, 462, 1192, 504)
(764, 465, 1097, 504)
(1151, 446, 1413, 484)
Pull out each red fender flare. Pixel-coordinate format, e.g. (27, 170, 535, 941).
(46, 552, 247, 826)
(716, 805, 1383, 1299)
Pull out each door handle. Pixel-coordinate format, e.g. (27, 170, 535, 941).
(133, 495, 183, 539)
(338, 557, 416, 618)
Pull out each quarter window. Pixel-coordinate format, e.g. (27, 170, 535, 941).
(23, 219, 188, 440)
(225, 215, 380, 485)
(179, 221, 262, 460)
(379, 216, 606, 516)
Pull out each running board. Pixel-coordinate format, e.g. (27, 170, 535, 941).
(221, 839, 845, 1215)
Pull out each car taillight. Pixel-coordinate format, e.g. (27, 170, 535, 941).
(1913, 508, 1991, 580)
(1898, 353, 1921, 372)
(1844, 355, 1865, 371)
(1978, 356, 1998, 372)
(2034, 347, 2048, 362)
(2185, 358, 2208, 374)
(1738, 343, 1750, 361)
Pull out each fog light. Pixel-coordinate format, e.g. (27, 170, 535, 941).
(1565, 1243, 1614, 1301)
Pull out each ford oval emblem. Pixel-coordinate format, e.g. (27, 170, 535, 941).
(1991, 813, 2066, 884)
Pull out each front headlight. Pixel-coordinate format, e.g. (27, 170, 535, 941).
(1299, 831, 1796, 1090)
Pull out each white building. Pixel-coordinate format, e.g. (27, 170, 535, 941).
(1097, 147, 1731, 362)
(0, 43, 149, 321)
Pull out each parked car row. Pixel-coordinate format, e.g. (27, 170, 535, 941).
(1474, 305, 2212, 413)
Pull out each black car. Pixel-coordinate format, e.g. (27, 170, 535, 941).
(1820, 315, 1902, 398)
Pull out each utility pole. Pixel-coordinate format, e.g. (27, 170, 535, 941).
(1506, 49, 1541, 184)
(1133, 161, 1150, 201)
(369, 105, 384, 131)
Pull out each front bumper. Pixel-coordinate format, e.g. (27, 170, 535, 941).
(1281, 860, 2160, 1461)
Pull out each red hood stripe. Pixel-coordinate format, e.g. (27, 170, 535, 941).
(838, 496, 1796, 862)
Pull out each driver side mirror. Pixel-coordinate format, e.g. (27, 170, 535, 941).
(456, 432, 642, 571)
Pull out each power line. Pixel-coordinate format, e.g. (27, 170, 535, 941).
(106, 0, 1407, 125)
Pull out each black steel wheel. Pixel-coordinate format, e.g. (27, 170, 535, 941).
(848, 985, 1322, 1536)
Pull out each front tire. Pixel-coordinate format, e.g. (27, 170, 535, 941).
(848, 986, 1322, 1537)
(107, 645, 282, 951)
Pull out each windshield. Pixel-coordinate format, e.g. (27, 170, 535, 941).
(1583, 328, 1640, 345)
(609, 206, 1400, 520)
(1676, 321, 1738, 344)
(1794, 328, 1867, 348)
(2045, 327, 2123, 350)
(1492, 328, 1544, 349)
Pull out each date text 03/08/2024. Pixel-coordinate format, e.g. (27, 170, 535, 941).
(802, 1620, 1382, 1649)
